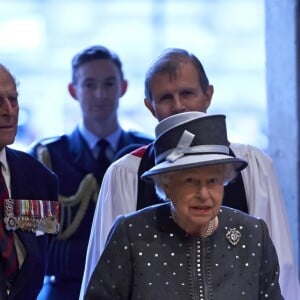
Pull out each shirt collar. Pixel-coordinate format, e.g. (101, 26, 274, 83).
(78, 121, 122, 152)
(0, 147, 8, 172)
(0, 147, 11, 195)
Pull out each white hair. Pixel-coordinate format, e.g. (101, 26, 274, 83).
(151, 163, 238, 201)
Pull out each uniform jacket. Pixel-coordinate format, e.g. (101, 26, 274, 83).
(28, 126, 153, 299)
(0, 147, 58, 300)
(85, 203, 283, 300)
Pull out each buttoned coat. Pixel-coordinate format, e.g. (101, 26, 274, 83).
(85, 204, 283, 300)
(0, 147, 58, 300)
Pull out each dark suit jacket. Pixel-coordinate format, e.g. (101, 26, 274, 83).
(0, 147, 58, 300)
(28, 126, 153, 299)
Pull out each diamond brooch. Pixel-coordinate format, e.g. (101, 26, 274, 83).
(226, 228, 241, 246)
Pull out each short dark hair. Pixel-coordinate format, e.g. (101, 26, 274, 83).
(144, 48, 209, 101)
(71, 45, 124, 83)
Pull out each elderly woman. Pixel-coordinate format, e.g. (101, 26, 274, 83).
(85, 112, 283, 300)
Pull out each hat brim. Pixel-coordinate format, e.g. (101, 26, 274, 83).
(141, 154, 247, 181)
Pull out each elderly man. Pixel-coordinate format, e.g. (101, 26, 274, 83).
(0, 64, 58, 299)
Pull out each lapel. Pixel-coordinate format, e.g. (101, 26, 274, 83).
(6, 148, 31, 199)
(67, 127, 97, 173)
(113, 130, 137, 159)
(4, 148, 44, 294)
(115, 130, 130, 151)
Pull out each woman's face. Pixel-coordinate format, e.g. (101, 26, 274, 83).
(163, 165, 225, 236)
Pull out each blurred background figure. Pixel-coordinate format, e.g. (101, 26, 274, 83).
(29, 46, 152, 300)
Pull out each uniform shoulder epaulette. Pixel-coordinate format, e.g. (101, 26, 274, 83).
(37, 135, 65, 146)
(127, 130, 153, 141)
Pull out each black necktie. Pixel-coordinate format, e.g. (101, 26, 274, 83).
(0, 165, 18, 288)
(96, 139, 111, 171)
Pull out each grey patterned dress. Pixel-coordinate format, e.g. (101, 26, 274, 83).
(85, 203, 283, 300)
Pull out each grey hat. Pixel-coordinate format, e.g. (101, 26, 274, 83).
(141, 112, 247, 179)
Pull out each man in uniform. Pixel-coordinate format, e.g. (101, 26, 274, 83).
(29, 45, 153, 299)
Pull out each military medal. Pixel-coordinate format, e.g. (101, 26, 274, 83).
(3, 199, 60, 234)
(4, 198, 17, 230)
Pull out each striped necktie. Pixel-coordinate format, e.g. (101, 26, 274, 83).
(0, 165, 18, 288)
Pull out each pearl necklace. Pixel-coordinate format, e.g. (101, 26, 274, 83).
(203, 217, 216, 238)
(171, 208, 217, 237)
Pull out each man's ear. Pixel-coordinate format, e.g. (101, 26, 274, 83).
(144, 98, 157, 118)
(68, 83, 77, 100)
(120, 80, 128, 97)
(204, 84, 214, 112)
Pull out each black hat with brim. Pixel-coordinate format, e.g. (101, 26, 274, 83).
(141, 112, 248, 180)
